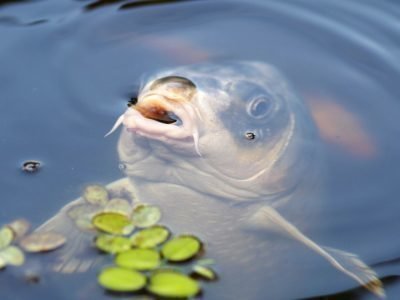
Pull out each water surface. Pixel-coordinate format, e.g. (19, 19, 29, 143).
(1, 0, 400, 299)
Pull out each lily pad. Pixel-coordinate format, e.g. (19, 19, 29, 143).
(83, 185, 109, 205)
(161, 235, 201, 262)
(92, 212, 134, 235)
(0, 246, 25, 266)
(95, 234, 131, 254)
(19, 232, 66, 253)
(192, 265, 217, 281)
(0, 227, 14, 248)
(7, 219, 30, 240)
(148, 270, 200, 298)
(130, 225, 170, 249)
(115, 248, 160, 271)
(103, 198, 132, 216)
(98, 267, 146, 292)
(131, 204, 161, 228)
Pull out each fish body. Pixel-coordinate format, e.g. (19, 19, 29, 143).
(36, 62, 383, 299)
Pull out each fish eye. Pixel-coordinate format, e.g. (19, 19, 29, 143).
(247, 96, 271, 119)
(245, 132, 256, 140)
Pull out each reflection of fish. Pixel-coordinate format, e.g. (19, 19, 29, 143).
(36, 62, 383, 298)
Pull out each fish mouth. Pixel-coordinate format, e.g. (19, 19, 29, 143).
(107, 93, 201, 155)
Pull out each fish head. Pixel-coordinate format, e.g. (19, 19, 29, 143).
(116, 62, 316, 203)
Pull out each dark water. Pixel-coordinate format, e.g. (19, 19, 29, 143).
(1, 0, 400, 299)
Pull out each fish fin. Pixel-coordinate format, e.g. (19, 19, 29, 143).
(249, 206, 384, 298)
(323, 246, 385, 298)
(34, 178, 134, 274)
(34, 197, 99, 274)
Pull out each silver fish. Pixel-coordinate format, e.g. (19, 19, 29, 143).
(36, 61, 384, 299)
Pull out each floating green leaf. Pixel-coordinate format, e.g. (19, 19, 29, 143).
(130, 225, 170, 249)
(103, 198, 132, 216)
(0, 246, 25, 266)
(161, 235, 201, 262)
(92, 212, 134, 235)
(148, 270, 200, 298)
(83, 185, 109, 205)
(95, 234, 131, 254)
(98, 267, 146, 292)
(0, 227, 14, 248)
(115, 249, 160, 271)
(131, 204, 161, 228)
(19, 232, 66, 253)
(7, 219, 30, 240)
(192, 265, 217, 281)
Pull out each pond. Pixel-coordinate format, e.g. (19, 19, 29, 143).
(1, 0, 400, 299)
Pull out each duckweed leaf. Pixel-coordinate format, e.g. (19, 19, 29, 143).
(92, 212, 134, 235)
(19, 232, 66, 253)
(103, 198, 132, 216)
(98, 267, 146, 292)
(130, 225, 170, 249)
(0, 227, 14, 248)
(83, 185, 109, 205)
(115, 248, 160, 271)
(161, 235, 201, 262)
(0, 246, 25, 266)
(192, 265, 217, 281)
(148, 270, 200, 298)
(131, 204, 161, 228)
(95, 234, 131, 254)
(7, 219, 30, 240)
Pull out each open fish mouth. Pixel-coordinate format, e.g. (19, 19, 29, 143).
(106, 93, 201, 155)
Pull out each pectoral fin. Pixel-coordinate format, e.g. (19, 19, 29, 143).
(34, 197, 99, 273)
(248, 206, 384, 298)
(34, 177, 134, 274)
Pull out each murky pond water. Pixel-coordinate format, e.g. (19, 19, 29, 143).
(1, 0, 400, 299)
